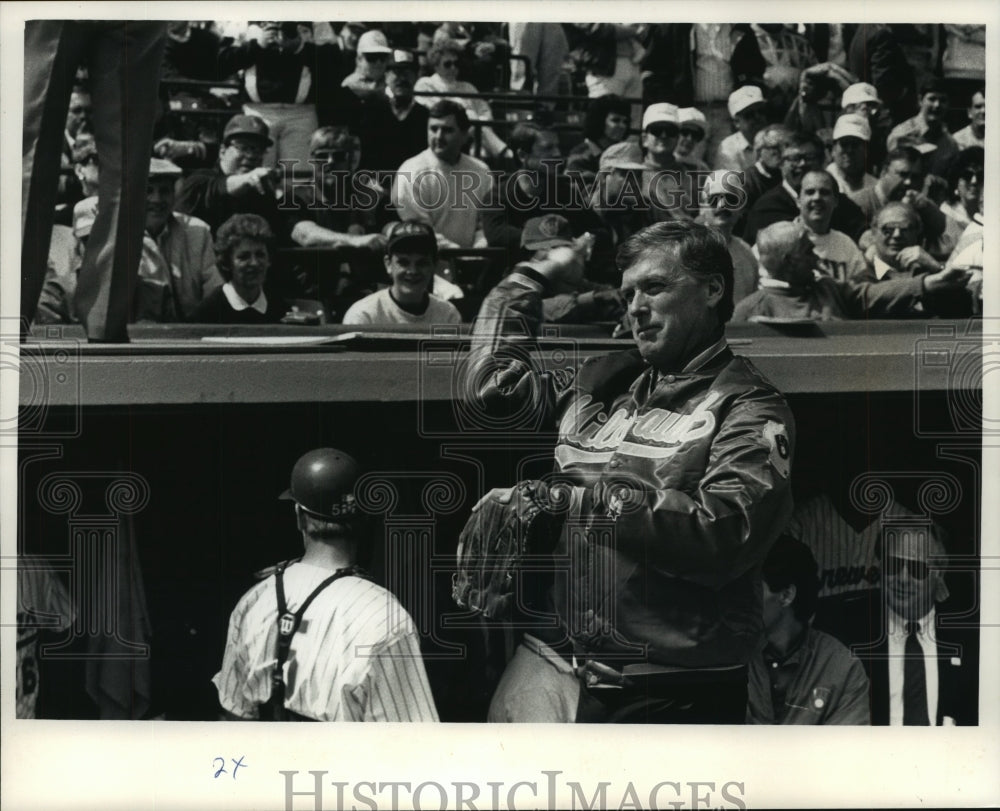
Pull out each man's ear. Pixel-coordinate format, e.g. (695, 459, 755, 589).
(705, 273, 725, 309)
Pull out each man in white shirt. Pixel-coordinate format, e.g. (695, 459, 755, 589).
(858, 517, 978, 725)
(953, 88, 985, 149)
(826, 115, 877, 195)
(393, 99, 493, 249)
(795, 170, 866, 283)
(342, 221, 461, 326)
(716, 85, 768, 173)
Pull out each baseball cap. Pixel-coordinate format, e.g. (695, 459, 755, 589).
(223, 114, 273, 146)
(357, 30, 391, 54)
(73, 196, 98, 239)
(728, 85, 765, 117)
(148, 157, 183, 177)
(841, 82, 880, 108)
(700, 170, 745, 203)
(386, 221, 437, 256)
(832, 114, 872, 142)
(677, 107, 708, 132)
(642, 103, 679, 130)
(388, 49, 418, 70)
(598, 140, 646, 171)
(279, 448, 361, 520)
(599, 141, 646, 171)
(521, 214, 574, 250)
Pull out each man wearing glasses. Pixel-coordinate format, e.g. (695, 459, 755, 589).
(176, 114, 287, 241)
(854, 202, 973, 317)
(743, 131, 866, 244)
(857, 518, 978, 725)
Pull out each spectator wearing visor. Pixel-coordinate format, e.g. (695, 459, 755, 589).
(716, 85, 768, 173)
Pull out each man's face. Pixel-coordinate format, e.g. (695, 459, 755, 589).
(620, 245, 721, 371)
(969, 91, 985, 130)
(780, 142, 823, 190)
(67, 91, 92, 137)
(884, 553, 935, 621)
(604, 112, 630, 144)
(524, 131, 562, 172)
(919, 91, 949, 126)
(358, 50, 389, 81)
(386, 65, 416, 98)
(230, 237, 269, 294)
(874, 209, 921, 261)
(733, 103, 767, 140)
(756, 133, 786, 172)
(642, 121, 679, 162)
(220, 136, 266, 175)
(428, 115, 465, 162)
(832, 136, 866, 179)
(798, 172, 837, 233)
(698, 193, 738, 237)
(675, 124, 705, 158)
(385, 250, 435, 298)
(145, 177, 176, 234)
(881, 158, 923, 199)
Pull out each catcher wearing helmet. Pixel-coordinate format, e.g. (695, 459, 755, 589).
(212, 448, 438, 721)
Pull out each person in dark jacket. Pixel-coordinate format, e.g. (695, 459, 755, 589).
(189, 213, 286, 324)
(846, 24, 918, 127)
(743, 131, 867, 244)
(470, 220, 795, 724)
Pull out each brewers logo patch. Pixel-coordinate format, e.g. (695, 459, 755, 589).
(763, 421, 791, 479)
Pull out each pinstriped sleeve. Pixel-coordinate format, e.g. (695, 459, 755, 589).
(213, 600, 259, 719)
(363, 633, 439, 722)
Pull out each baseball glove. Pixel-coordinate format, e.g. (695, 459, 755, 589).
(452, 480, 560, 619)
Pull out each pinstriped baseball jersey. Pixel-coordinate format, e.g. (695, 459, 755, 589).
(212, 561, 438, 721)
(17, 560, 74, 718)
(786, 494, 902, 599)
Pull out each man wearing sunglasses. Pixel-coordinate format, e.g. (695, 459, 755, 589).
(716, 85, 768, 173)
(857, 518, 978, 725)
(342, 30, 392, 98)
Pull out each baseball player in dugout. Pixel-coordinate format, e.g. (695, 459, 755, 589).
(465, 220, 796, 723)
(213, 449, 439, 721)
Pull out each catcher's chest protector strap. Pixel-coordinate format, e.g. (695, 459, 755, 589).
(264, 560, 370, 721)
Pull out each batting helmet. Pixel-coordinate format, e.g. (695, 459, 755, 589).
(279, 448, 360, 520)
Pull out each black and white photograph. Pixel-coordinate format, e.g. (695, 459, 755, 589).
(2, 2, 997, 809)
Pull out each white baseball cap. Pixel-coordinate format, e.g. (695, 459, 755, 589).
(677, 107, 708, 132)
(357, 30, 391, 54)
(728, 85, 765, 117)
(841, 82, 880, 108)
(832, 114, 872, 142)
(642, 103, 679, 130)
(700, 170, 745, 203)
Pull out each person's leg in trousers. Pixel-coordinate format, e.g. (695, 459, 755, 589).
(21, 21, 89, 334)
(74, 21, 166, 342)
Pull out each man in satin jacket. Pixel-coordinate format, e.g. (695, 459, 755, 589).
(466, 220, 795, 723)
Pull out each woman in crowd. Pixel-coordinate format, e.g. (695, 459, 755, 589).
(190, 213, 286, 323)
(939, 147, 984, 252)
(566, 94, 632, 182)
(413, 39, 509, 160)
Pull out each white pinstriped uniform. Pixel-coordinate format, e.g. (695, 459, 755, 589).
(212, 562, 438, 721)
(786, 494, 904, 599)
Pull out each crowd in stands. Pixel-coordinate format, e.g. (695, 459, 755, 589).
(34, 21, 985, 328)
